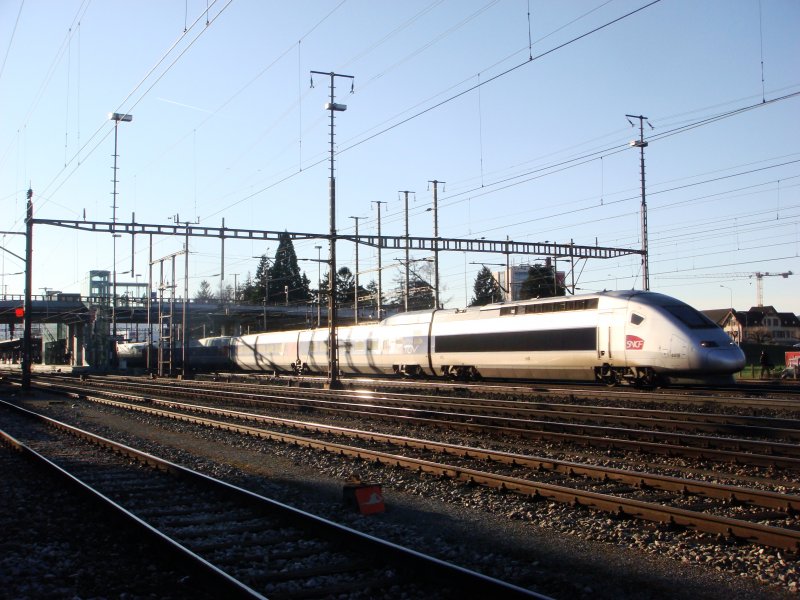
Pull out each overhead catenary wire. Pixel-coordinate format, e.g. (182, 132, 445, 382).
(37, 0, 235, 209)
(5, 2, 797, 307)
(204, 1, 664, 220)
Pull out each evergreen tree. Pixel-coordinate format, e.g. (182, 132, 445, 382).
(337, 266, 355, 304)
(268, 232, 310, 304)
(239, 273, 256, 303)
(319, 266, 358, 305)
(364, 280, 381, 310)
(470, 266, 502, 306)
(519, 264, 565, 300)
(195, 280, 216, 302)
(242, 234, 311, 305)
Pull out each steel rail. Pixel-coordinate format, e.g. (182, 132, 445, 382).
(0, 414, 266, 599)
(90, 374, 800, 436)
(32, 377, 800, 469)
(41, 375, 800, 444)
(83, 390, 800, 511)
(0, 399, 549, 599)
(41, 376, 800, 461)
(30, 387, 800, 552)
(187, 372, 800, 406)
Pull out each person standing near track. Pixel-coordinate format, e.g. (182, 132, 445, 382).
(759, 351, 772, 379)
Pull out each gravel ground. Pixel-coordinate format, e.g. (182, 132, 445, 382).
(5, 388, 798, 599)
(0, 434, 222, 599)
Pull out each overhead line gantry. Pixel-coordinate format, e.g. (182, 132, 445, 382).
(21, 213, 645, 391)
(33, 217, 644, 260)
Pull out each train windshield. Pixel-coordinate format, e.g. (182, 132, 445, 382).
(664, 304, 717, 329)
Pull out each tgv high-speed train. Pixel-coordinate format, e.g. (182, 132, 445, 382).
(231, 290, 745, 386)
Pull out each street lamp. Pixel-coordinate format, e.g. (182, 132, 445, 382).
(720, 284, 733, 310)
(109, 112, 133, 348)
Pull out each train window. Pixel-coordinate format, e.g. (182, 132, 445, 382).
(521, 298, 599, 315)
(664, 304, 717, 329)
(630, 313, 644, 325)
(500, 306, 518, 316)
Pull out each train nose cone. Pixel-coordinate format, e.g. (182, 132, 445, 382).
(701, 345, 746, 373)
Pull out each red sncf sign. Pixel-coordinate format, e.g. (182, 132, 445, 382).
(626, 335, 644, 350)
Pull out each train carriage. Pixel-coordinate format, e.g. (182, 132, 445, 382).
(229, 290, 745, 386)
(370, 311, 434, 377)
(431, 296, 600, 381)
(232, 330, 299, 372)
(337, 325, 394, 375)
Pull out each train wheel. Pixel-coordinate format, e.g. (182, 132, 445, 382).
(634, 368, 658, 389)
(599, 364, 618, 387)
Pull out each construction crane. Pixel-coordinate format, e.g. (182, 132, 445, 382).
(666, 271, 793, 306)
(707, 271, 793, 307)
(751, 271, 793, 307)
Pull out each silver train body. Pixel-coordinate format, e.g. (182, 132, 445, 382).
(232, 290, 745, 386)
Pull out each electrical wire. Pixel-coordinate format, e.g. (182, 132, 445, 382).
(204, 1, 664, 220)
(0, 0, 25, 83)
(33, 0, 231, 211)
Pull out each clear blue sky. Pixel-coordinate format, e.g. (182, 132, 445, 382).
(1, 0, 798, 313)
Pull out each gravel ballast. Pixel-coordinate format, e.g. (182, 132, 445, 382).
(5, 390, 798, 599)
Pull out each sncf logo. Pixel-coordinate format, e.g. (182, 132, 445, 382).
(626, 335, 645, 350)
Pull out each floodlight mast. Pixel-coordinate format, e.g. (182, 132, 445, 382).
(626, 113, 650, 291)
(311, 70, 353, 389)
(109, 112, 133, 349)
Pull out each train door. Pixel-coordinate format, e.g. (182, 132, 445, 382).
(597, 309, 625, 364)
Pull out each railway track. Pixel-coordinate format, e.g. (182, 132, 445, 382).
(35, 374, 800, 469)
(99, 375, 800, 434)
(193, 371, 800, 409)
(20, 377, 800, 553)
(0, 399, 546, 599)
